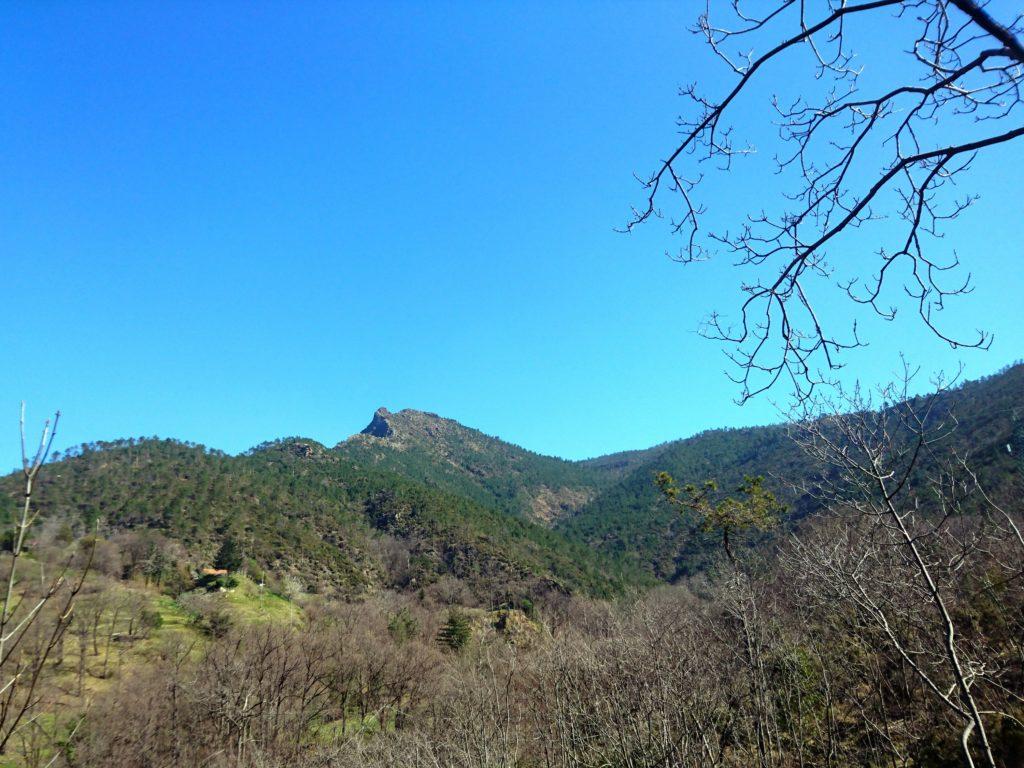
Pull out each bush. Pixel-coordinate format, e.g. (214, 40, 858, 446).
(161, 566, 194, 597)
(196, 573, 238, 591)
(140, 608, 163, 634)
(388, 607, 419, 644)
(178, 593, 234, 638)
(204, 610, 233, 638)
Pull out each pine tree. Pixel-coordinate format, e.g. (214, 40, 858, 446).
(436, 609, 471, 652)
(214, 536, 243, 571)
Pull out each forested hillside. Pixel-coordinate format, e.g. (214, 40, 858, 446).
(560, 364, 1024, 579)
(0, 437, 640, 603)
(2, 365, 1019, 601)
(0, 366, 1020, 768)
(334, 406, 616, 523)
(560, 423, 811, 579)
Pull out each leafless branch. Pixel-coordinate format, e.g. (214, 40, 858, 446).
(628, 0, 1024, 402)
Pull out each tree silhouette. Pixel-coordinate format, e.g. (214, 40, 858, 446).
(628, 0, 1023, 401)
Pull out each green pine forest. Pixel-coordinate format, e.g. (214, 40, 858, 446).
(6, 364, 1018, 604)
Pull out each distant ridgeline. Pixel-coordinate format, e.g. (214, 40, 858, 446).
(2, 364, 1020, 599)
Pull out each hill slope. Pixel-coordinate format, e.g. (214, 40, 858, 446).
(3, 366, 1018, 596)
(334, 407, 614, 523)
(0, 437, 643, 601)
(559, 364, 1024, 580)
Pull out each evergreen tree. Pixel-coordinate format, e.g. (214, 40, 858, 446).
(214, 536, 243, 571)
(436, 609, 471, 652)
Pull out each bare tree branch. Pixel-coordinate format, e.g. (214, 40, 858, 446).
(629, 0, 1024, 402)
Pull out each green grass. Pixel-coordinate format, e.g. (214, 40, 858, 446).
(0, 569, 304, 766)
(153, 594, 192, 629)
(310, 710, 394, 743)
(219, 575, 304, 625)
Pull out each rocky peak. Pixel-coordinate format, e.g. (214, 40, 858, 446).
(361, 407, 394, 439)
(348, 406, 488, 454)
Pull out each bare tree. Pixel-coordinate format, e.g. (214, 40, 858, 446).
(786, 371, 1023, 767)
(0, 405, 90, 757)
(628, 1, 1023, 401)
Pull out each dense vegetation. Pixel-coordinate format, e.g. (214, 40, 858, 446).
(335, 407, 618, 523)
(71, 523, 1018, 768)
(0, 365, 1019, 767)
(0, 436, 640, 605)
(560, 364, 1024, 580)
(2, 366, 1019, 602)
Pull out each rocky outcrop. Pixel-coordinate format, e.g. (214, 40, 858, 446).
(361, 407, 394, 438)
(289, 442, 320, 458)
(528, 485, 594, 524)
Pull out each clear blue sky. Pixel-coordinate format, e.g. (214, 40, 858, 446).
(2, 1, 1021, 462)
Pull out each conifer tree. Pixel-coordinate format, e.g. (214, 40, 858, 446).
(213, 536, 242, 571)
(436, 608, 471, 652)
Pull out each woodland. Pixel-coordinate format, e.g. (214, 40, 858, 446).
(2, 1, 1023, 766)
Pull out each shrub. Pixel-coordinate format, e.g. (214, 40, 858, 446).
(387, 607, 419, 644)
(196, 573, 238, 591)
(178, 593, 234, 638)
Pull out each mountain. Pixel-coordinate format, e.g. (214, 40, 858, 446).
(559, 363, 1024, 580)
(0, 436, 643, 602)
(2, 364, 1019, 601)
(335, 407, 616, 524)
(559, 423, 814, 579)
(578, 443, 674, 477)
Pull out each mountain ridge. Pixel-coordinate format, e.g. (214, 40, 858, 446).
(335, 406, 613, 524)
(560, 362, 1024, 578)
(3, 363, 1019, 600)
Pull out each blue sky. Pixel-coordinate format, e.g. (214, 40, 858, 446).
(2, 1, 1021, 462)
